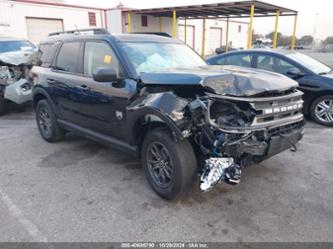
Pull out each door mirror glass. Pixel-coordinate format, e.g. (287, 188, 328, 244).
(286, 67, 304, 77)
(93, 67, 117, 82)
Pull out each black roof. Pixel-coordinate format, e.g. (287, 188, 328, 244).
(41, 32, 181, 44)
(208, 49, 296, 58)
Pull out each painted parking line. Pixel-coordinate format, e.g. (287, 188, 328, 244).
(0, 188, 47, 242)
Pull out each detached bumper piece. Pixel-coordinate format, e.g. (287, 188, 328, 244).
(4, 78, 32, 105)
(200, 157, 241, 191)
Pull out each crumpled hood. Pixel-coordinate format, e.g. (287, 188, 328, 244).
(0, 50, 36, 66)
(140, 65, 299, 97)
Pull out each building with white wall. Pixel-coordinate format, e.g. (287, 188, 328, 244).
(0, 0, 106, 43)
(0, 0, 248, 55)
(178, 19, 248, 55)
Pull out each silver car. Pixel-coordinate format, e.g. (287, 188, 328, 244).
(0, 37, 36, 115)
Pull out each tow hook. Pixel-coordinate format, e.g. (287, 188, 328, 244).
(200, 157, 241, 192)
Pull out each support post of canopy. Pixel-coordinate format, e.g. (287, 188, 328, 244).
(225, 17, 230, 52)
(247, 4, 255, 49)
(127, 12, 132, 33)
(172, 10, 177, 38)
(201, 18, 206, 58)
(291, 14, 298, 50)
(184, 18, 187, 44)
(272, 10, 280, 48)
(159, 17, 162, 32)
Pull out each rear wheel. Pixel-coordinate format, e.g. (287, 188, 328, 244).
(0, 95, 7, 116)
(310, 95, 333, 126)
(142, 128, 197, 200)
(36, 100, 65, 142)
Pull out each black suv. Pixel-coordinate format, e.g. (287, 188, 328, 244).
(32, 29, 304, 200)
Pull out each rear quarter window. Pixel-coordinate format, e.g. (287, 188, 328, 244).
(215, 57, 227, 65)
(55, 42, 81, 73)
(37, 42, 59, 67)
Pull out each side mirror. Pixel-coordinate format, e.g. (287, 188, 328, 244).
(287, 67, 304, 77)
(93, 67, 118, 82)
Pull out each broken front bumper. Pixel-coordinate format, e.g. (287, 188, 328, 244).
(200, 122, 304, 191)
(4, 78, 32, 105)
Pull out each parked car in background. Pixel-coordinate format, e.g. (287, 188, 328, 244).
(206, 50, 333, 126)
(0, 37, 37, 115)
(32, 29, 304, 200)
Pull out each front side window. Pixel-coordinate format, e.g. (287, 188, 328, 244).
(225, 54, 252, 68)
(257, 54, 295, 75)
(55, 42, 81, 73)
(83, 41, 119, 76)
(120, 42, 206, 74)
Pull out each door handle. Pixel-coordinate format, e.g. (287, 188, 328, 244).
(46, 78, 56, 84)
(76, 85, 90, 91)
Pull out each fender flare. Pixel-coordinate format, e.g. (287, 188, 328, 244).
(126, 92, 190, 144)
(32, 86, 60, 117)
(128, 107, 184, 142)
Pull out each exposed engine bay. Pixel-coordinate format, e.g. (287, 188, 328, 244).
(132, 65, 305, 191)
(188, 90, 304, 191)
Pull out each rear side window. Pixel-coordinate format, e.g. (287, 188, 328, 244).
(55, 42, 81, 73)
(215, 57, 226, 65)
(225, 54, 252, 68)
(257, 54, 295, 75)
(37, 43, 58, 67)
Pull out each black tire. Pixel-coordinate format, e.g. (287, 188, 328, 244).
(0, 95, 8, 116)
(36, 100, 64, 142)
(142, 127, 197, 200)
(310, 95, 333, 126)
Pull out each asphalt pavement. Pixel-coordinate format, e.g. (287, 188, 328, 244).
(0, 109, 332, 242)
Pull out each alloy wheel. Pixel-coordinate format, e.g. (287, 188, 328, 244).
(38, 107, 53, 138)
(146, 142, 174, 188)
(314, 98, 333, 123)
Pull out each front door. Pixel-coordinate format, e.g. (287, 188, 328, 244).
(75, 40, 135, 139)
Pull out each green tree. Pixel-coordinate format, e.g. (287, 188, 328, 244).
(324, 36, 333, 45)
(298, 35, 314, 45)
(265, 31, 283, 41)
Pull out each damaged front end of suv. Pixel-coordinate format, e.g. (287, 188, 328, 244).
(131, 65, 304, 192)
(0, 49, 35, 115)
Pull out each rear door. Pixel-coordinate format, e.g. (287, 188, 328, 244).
(48, 41, 85, 124)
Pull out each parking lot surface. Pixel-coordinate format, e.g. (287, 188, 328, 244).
(0, 109, 332, 242)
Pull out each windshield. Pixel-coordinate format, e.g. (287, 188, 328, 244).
(0, 40, 36, 53)
(120, 42, 206, 74)
(286, 52, 331, 75)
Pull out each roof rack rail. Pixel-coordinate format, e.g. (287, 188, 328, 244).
(48, 28, 109, 37)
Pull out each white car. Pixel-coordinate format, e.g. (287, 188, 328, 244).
(0, 37, 36, 115)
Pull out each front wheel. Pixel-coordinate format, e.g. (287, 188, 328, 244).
(142, 128, 197, 200)
(310, 95, 333, 126)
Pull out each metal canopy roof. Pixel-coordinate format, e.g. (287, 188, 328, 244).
(125, 0, 297, 19)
